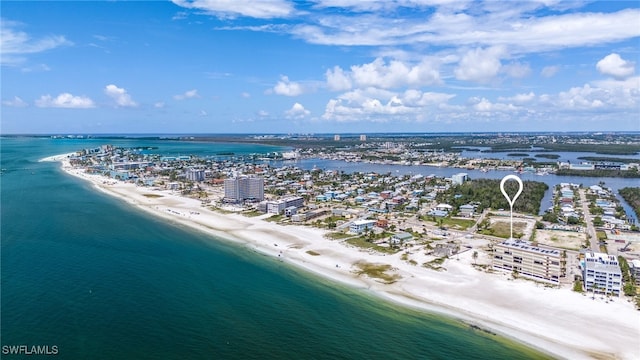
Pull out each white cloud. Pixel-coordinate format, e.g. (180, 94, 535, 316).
(322, 88, 455, 122)
(325, 58, 442, 91)
(287, 7, 640, 54)
(35, 93, 95, 108)
(174, 89, 200, 100)
(0, 19, 72, 65)
(472, 97, 520, 113)
(454, 46, 504, 83)
(154, 101, 165, 108)
(199, 110, 208, 116)
(541, 65, 559, 78)
(326, 66, 353, 91)
(272, 76, 304, 96)
(502, 62, 531, 79)
(172, 0, 294, 19)
(2, 96, 28, 107)
(241, 92, 251, 98)
(104, 84, 137, 107)
(596, 53, 635, 80)
(285, 102, 310, 119)
(258, 110, 269, 117)
(498, 92, 536, 104)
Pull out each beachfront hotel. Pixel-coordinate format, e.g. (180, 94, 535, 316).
(582, 252, 622, 296)
(492, 240, 562, 284)
(224, 176, 264, 203)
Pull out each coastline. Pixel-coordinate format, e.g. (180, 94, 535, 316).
(41, 153, 640, 360)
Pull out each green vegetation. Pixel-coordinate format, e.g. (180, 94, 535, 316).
(142, 193, 163, 198)
(306, 250, 321, 256)
(555, 168, 640, 178)
(242, 210, 264, 217)
(507, 153, 529, 157)
(326, 232, 353, 240)
(618, 187, 640, 220)
(478, 220, 526, 239)
(576, 156, 640, 164)
(535, 154, 560, 159)
(264, 214, 284, 222)
(353, 262, 400, 284)
(439, 217, 476, 230)
(572, 280, 584, 293)
(423, 257, 447, 271)
(618, 256, 637, 297)
(436, 179, 548, 215)
(346, 236, 396, 254)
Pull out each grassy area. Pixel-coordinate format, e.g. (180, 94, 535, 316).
(353, 262, 400, 284)
(264, 214, 284, 222)
(423, 257, 447, 271)
(306, 250, 320, 256)
(573, 280, 584, 293)
(345, 236, 396, 254)
(325, 232, 353, 240)
(142, 193, 163, 198)
(441, 217, 476, 230)
(478, 221, 526, 239)
(242, 210, 264, 217)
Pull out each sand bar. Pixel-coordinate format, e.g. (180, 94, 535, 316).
(42, 153, 640, 360)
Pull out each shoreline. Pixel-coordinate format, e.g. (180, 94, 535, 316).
(41, 153, 640, 360)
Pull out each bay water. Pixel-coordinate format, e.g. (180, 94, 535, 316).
(1, 137, 550, 359)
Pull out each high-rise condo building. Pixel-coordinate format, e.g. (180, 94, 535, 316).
(224, 176, 264, 203)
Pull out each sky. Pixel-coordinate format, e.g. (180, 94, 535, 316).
(1, 0, 639, 134)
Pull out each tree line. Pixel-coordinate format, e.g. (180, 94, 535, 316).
(436, 178, 548, 215)
(618, 187, 640, 220)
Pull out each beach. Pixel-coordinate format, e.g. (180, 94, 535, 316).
(41, 153, 640, 360)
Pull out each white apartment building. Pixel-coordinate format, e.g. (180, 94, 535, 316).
(265, 196, 304, 214)
(224, 176, 264, 203)
(492, 240, 562, 285)
(583, 252, 622, 296)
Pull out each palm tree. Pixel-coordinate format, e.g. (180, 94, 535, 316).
(472, 251, 478, 265)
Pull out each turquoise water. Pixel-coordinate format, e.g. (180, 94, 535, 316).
(1, 137, 551, 359)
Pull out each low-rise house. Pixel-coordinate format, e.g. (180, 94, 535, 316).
(390, 232, 413, 245)
(459, 204, 476, 217)
(350, 220, 376, 234)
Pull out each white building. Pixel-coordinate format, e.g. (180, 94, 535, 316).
(492, 240, 562, 284)
(582, 252, 622, 296)
(452, 173, 468, 185)
(265, 196, 304, 214)
(630, 259, 640, 285)
(350, 220, 376, 234)
(224, 176, 264, 203)
(186, 168, 205, 182)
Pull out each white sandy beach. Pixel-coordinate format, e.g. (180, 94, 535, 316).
(41, 153, 640, 360)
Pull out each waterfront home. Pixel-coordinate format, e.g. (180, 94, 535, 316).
(349, 220, 377, 234)
(391, 232, 413, 245)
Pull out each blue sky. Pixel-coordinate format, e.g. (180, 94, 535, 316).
(1, 1, 639, 134)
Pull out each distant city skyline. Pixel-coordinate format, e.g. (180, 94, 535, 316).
(1, 1, 639, 134)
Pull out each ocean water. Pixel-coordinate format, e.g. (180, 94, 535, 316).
(1, 137, 551, 359)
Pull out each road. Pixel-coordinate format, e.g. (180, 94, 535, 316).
(578, 189, 600, 254)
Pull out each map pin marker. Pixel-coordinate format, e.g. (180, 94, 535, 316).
(500, 175, 523, 240)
